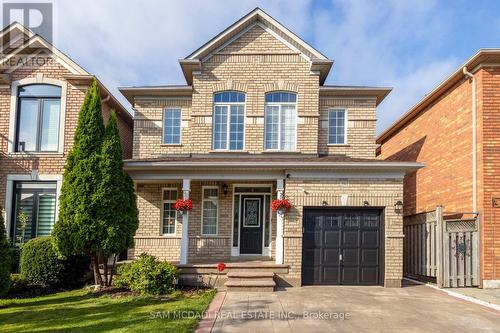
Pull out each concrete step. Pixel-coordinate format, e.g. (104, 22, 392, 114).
(227, 271, 275, 279)
(225, 280, 276, 292)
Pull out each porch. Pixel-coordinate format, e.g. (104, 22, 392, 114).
(129, 178, 287, 267)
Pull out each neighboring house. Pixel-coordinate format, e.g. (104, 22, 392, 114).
(377, 49, 500, 288)
(119, 7, 421, 289)
(0, 23, 133, 245)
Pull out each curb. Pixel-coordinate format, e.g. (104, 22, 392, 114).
(194, 290, 226, 333)
(404, 277, 500, 312)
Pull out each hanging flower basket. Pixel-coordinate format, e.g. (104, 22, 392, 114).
(271, 198, 292, 214)
(173, 198, 193, 215)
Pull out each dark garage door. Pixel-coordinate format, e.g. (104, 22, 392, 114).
(302, 208, 383, 285)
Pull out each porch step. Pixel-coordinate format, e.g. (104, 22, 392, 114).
(225, 271, 276, 292)
(225, 280, 276, 292)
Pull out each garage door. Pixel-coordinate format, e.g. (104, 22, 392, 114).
(302, 208, 383, 285)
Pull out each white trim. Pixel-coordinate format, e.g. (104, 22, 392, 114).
(160, 187, 178, 236)
(162, 108, 182, 145)
(327, 108, 348, 145)
(189, 8, 326, 61)
(201, 186, 219, 236)
(180, 179, 191, 264)
(8, 76, 68, 154)
(212, 92, 246, 151)
(403, 277, 500, 312)
(275, 179, 285, 264)
(4, 174, 63, 239)
(264, 93, 298, 152)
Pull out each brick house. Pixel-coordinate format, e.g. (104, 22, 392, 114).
(0, 23, 133, 246)
(377, 49, 500, 288)
(119, 8, 421, 289)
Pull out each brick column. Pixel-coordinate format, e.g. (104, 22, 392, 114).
(275, 179, 284, 264)
(180, 179, 191, 264)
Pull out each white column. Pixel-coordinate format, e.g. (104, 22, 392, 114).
(180, 179, 191, 264)
(275, 179, 285, 264)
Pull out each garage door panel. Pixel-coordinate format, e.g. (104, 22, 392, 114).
(324, 230, 340, 247)
(342, 267, 359, 284)
(323, 267, 340, 284)
(361, 267, 378, 284)
(343, 230, 359, 246)
(361, 230, 379, 247)
(302, 208, 382, 286)
(303, 248, 321, 265)
(323, 248, 340, 265)
(361, 249, 378, 265)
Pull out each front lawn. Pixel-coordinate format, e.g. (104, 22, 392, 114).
(0, 288, 215, 333)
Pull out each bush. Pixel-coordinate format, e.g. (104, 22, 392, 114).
(8, 274, 28, 294)
(20, 237, 63, 286)
(20, 237, 89, 287)
(114, 254, 179, 295)
(0, 211, 11, 296)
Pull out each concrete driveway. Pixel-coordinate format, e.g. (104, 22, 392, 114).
(212, 281, 500, 332)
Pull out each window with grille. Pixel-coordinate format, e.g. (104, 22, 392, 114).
(202, 187, 218, 235)
(328, 109, 346, 144)
(264, 92, 297, 150)
(162, 188, 178, 234)
(212, 91, 245, 150)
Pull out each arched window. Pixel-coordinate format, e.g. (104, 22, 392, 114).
(16, 84, 62, 152)
(264, 91, 297, 150)
(213, 91, 245, 150)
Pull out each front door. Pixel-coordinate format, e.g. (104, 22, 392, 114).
(239, 195, 263, 254)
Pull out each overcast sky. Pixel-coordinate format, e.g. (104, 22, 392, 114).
(46, 0, 500, 134)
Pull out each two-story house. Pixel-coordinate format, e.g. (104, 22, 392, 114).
(119, 8, 421, 289)
(0, 22, 133, 245)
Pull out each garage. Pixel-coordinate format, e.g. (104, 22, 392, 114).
(302, 208, 384, 285)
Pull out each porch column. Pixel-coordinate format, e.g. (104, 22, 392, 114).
(180, 179, 191, 264)
(275, 179, 285, 264)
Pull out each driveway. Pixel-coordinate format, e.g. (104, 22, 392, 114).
(211, 281, 500, 332)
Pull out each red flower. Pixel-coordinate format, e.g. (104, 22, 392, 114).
(217, 262, 226, 272)
(271, 199, 292, 212)
(173, 198, 193, 212)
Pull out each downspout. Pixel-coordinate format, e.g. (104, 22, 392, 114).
(463, 66, 477, 212)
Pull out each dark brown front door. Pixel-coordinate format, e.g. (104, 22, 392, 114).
(239, 195, 263, 254)
(302, 208, 383, 285)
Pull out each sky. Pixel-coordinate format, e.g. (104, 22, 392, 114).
(41, 0, 500, 133)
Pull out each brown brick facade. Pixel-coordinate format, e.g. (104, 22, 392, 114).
(377, 59, 500, 286)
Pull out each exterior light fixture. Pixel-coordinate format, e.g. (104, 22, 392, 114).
(322, 200, 328, 206)
(394, 200, 403, 214)
(222, 183, 229, 195)
(364, 200, 369, 206)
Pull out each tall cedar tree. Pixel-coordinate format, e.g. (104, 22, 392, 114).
(96, 111, 138, 285)
(53, 79, 106, 285)
(0, 209, 11, 295)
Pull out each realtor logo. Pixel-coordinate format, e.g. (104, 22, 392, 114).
(2, 2, 53, 43)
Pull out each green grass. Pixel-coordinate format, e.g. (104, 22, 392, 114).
(0, 288, 215, 333)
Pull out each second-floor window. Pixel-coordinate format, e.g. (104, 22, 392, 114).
(264, 92, 297, 151)
(213, 91, 245, 150)
(328, 109, 346, 145)
(16, 84, 61, 152)
(163, 108, 181, 144)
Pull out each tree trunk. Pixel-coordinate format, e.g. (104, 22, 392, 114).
(102, 253, 109, 286)
(91, 252, 103, 286)
(108, 254, 117, 286)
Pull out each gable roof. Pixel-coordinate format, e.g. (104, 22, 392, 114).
(179, 7, 333, 85)
(0, 22, 133, 124)
(377, 49, 500, 144)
